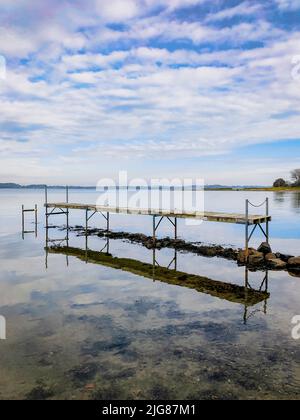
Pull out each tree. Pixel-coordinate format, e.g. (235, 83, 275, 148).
(273, 178, 288, 188)
(291, 169, 300, 186)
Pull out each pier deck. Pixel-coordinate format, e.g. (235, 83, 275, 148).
(45, 202, 271, 225)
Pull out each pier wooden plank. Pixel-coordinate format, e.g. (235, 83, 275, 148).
(45, 202, 271, 225)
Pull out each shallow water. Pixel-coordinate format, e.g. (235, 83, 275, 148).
(0, 189, 299, 400)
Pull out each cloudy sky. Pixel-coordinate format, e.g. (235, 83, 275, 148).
(0, 0, 300, 185)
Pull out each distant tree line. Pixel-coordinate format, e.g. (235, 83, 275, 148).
(273, 169, 300, 188)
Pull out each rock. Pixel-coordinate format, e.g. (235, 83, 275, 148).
(257, 242, 272, 255)
(237, 248, 258, 264)
(145, 240, 155, 249)
(248, 252, 265, 265)
(267, 258, 287, 270)
(265, 253, 277, 261)
(288, 257, 300, 270)
(275, 253, 294, 262)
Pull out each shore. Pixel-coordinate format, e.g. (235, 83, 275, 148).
(205, 187, 300, 192)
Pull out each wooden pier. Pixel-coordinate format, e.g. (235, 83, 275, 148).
(44, 186, 271, 252)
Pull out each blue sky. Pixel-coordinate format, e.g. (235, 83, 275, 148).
(0, 0, 300, 185)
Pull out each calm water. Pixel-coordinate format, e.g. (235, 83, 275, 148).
(0, 189, 299, 400)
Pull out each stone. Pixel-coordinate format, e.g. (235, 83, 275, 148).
(257, 242, 272, 255)
(145, 240, 155, 249)
(288, 257, 300, 270)
(265, 253, 277, 261)
(237, 248, 258, 264)
(248, 252, 265, 265)
(275, 253, 294, 262)
(267, 258, 287, 270)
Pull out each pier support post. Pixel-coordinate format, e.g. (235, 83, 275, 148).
(85, 209, 88, 235)
(22, 205, 25, 232)
(35, 204, 38, 237)
(153, 215, 178, 244)
(245, 199, 249, 261)
(45, 185, 48, 229)
(22, 205, 25, 239)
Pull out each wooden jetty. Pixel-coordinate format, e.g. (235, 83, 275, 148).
(44, 186, 271, 252)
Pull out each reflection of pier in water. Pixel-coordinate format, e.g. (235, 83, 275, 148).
(45, 227, 269, 324)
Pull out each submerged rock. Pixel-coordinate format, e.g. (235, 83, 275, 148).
(26, 384, 54, 400)
(68, 363, 99, 384)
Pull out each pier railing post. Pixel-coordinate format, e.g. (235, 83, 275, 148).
(153, 216, 156, 243)
(266, 197, 269, 244)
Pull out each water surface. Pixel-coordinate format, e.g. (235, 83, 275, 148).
(0, 189, 299, 400)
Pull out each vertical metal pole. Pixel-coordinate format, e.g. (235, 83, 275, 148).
(107, 212, 110, 233)
(22, 205, 25, 239)
(264, 270, 269, 315)
(174, 217, 177, 240)
(153, 216, 156, 243)
(244, 267, 249, 325)
(45, 206, 49, 269)
(86, 209, 88, 235)
(174, 249, 177, 271)
(45, 185, 48, 230)
(266, 197, 269, 244)
(85, 209, 88, 263)
(152, 248, 156, 281)
(66, 185, 69, 203)
(35, 204, 38, 237)
(66, 203, 69, 266)
(245, 199, 249, 260)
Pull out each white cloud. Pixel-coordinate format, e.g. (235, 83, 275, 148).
(274, 0, 300, 10)
(205, 1, 263, 22)
(95, 0, 140, 21)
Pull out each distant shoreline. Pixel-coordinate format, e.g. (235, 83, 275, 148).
(0, 183, 299, 192)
